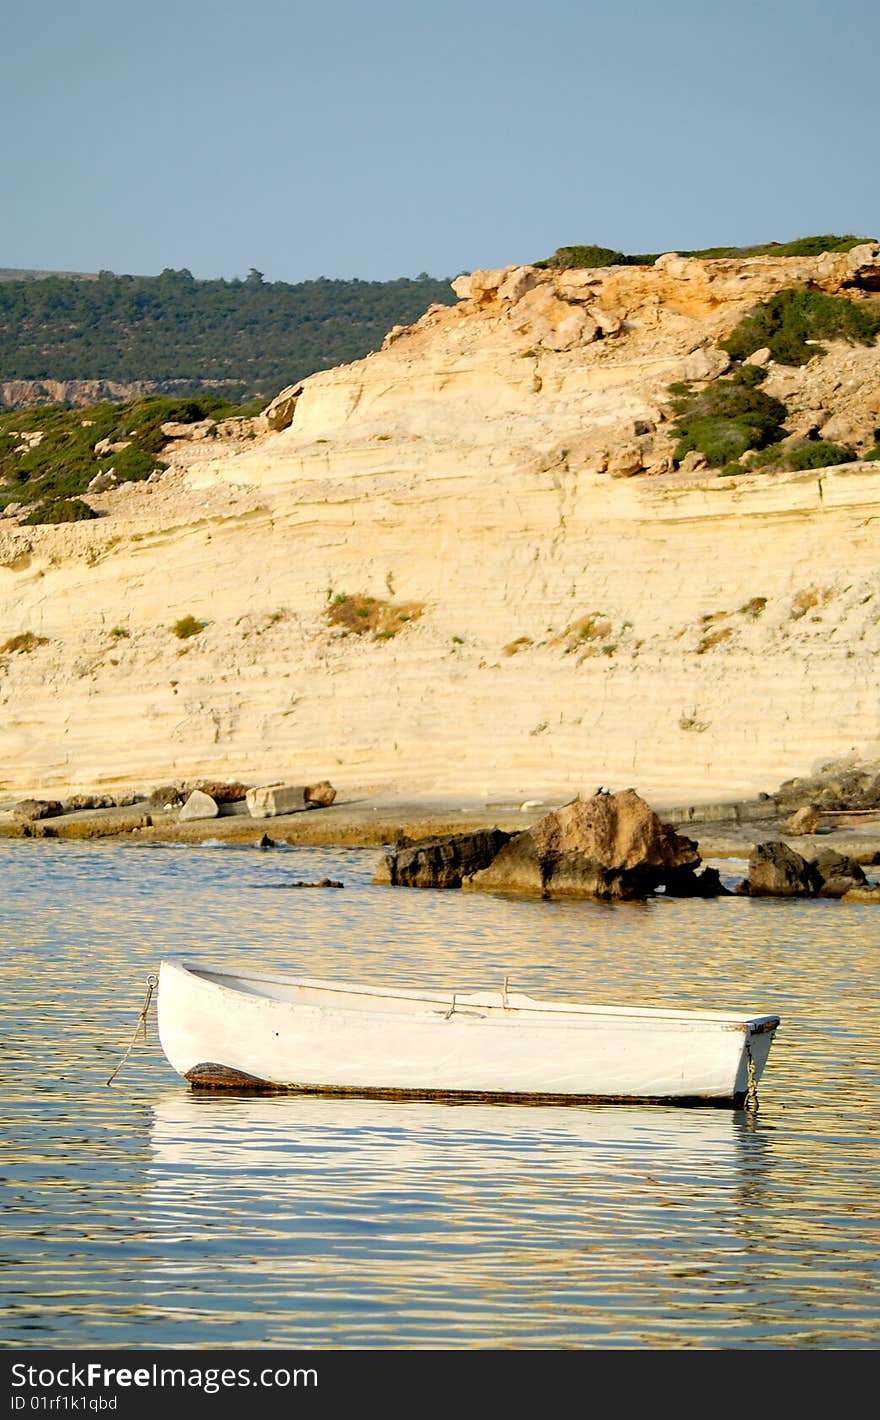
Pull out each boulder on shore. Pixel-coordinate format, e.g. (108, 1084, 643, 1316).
(245, 784, 308, 818)
(783, 804, 822, 835)
(179, 790, 220, 821)
(305, 780, 337, 808)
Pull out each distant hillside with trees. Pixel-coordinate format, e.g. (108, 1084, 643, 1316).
(0, 267, 457, 404)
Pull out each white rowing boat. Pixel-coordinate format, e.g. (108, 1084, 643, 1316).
(156, 960, 780, 1108)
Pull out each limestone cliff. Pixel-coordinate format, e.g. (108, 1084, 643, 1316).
(1, 246, 879, 805)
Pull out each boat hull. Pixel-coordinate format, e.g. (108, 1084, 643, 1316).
(157, 961, 779, 1108)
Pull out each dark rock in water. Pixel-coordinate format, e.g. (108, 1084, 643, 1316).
(739, 841, 822, 896)
(13, 798, 63, 822)
(541, 849, 623, 899)
(812, 848, 867, 883)
(811, 847, 869, 898)
(460, 831, 545, 894)
(375, 828, 512, 888)
(664, 865, 732, 898)
(820, 875, 867, 899)
(262, 877, 344, 889)
(462, 837, 642, 899)
(464, 790, 708, 900)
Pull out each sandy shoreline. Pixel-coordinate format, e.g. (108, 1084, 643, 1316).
(2, 791, 880, 863)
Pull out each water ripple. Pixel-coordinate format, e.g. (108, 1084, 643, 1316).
(1, 841, 878, 1348)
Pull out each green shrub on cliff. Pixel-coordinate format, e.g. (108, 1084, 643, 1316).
(747, 439, 858, 473)
(534, 245, 627, 270)
(722, 287, 880, 366)
(22, 496, 98, 524)
(668, 374, 788, 467)
(172, 615, 205, 640)
(0, 393, 261, 514)
(325, 594, 424, 640)
(0, 631, 49, 654)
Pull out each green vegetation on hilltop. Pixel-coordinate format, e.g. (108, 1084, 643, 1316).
(0, 394, 258, 522)
(721, 287, 880, 366)
(0, 268, 456, 405)
(665, 273, 880, 476)
(535, 234, 875, 269)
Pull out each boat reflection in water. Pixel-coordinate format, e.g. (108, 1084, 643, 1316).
(144, 1091, 771, 1347)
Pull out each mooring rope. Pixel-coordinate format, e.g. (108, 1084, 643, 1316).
(744, 1040, 759, 1114)
(106, 973, 158, 1086)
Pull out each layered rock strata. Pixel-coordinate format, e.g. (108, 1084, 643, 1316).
(1, 248, 879, 803)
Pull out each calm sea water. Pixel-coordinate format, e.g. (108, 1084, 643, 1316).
(1, 838, 878, 1350)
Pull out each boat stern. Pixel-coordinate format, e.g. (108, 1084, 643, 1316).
(733, 1014, 780, 1107)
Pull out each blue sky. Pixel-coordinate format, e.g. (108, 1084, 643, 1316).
(2, 0, 878, 282)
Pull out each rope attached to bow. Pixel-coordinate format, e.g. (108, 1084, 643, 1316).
(106, 973, 158, 1086)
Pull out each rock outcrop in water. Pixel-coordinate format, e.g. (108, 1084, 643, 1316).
(378, 789, 727, 901)
(462, 789, 713, 900)
(374, 828, 512, 888)
(735, 840, 872, 897)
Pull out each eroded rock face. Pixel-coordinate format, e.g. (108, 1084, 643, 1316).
(375, 828, 512, 889)
(530, 790, 700, 870)
(463, 789, 703, 900)
(262, 384, 303, 432)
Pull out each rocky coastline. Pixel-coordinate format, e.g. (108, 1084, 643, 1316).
(2, 766, 879, 902)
